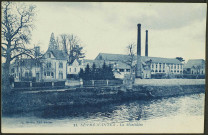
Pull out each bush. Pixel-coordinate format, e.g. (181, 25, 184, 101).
(182, 74, 205, 79)
(67, 74, 79, 80)
(32, 82, 52, 87)
(14, 82, 30, 88)
(54, 81, 65, 87)
(151, 73, 166, 79)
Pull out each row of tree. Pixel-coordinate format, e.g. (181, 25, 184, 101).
(79, 62, 115, 80)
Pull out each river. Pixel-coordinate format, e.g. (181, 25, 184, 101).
(2, 93, 205, 133)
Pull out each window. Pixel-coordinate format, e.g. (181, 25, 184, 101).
(152, 64, 154, 69)
(47, 62, 51, 68)
(159, 64, 161, 70)
(174, 65, 176, 69)
(163, 64, 165, 69)
(47, 71, 50, 76)
(59, 62, 63, 68)
(155, 70, 158, 72)
(44, 72, 46, 76)
(177, 65, 179, 69)
(51, 72, 54, 78)
(48, 53, 51, 58)
(59, 71, 63, 79)
(156, 65, 158, 68)
(25, 72, 29, 78)
(177, 70, 179, 72)
(159, 70, 161, 72)
(69, 68, 71, 72)
(126, 69, 130, 72)
(29, 71, 32, 77)
(120, 69, 124, 72)
(163, 70, 165, 72)
(74, 68, 76, 72)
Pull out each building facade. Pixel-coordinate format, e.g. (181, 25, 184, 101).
(95, 53, 184, 79)
(184, 59, 205, 75)
(11, 33, 68, 82)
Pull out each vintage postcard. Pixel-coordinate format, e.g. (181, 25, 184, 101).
(1, 2, 206, 134)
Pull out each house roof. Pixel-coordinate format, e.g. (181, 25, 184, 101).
(12, 58, 38, 68)
(184, 59, 205, 69)
(45, 49, 67, 60)
(95, 53, 182, 64)
(78, 59, 131, 69)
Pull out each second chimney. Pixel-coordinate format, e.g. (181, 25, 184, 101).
(145, 30, 148, 56)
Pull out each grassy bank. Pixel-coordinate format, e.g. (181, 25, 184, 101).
(2, 83, 205, 116)
(134, 79, 205, 86)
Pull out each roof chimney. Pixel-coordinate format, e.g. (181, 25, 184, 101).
(145, 30, 148, 56)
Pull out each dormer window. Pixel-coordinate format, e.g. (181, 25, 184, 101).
(99, 56, 102, 60)
(48, 53, 51, 58)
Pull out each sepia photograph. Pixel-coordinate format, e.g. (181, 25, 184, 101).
(1, 1, 206, 134)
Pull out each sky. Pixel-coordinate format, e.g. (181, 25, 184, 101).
(25, 2, 206, 61)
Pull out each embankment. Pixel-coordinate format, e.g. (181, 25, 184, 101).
(2, 79, 205, 115)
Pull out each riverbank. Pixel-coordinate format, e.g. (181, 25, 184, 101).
(2, 82, 205, 116)
(134, 79, 205, 86)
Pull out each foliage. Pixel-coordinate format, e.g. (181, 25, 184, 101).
(57, 34, 85, 64)
(1, 2, 36, 91)
(176, 57, 185, 62)
(79, 62, 115, 80)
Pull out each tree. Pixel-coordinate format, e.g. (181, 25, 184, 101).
(1, 2, 36, 91)
(79, 68, 84, 79)
(91, 63, 96, 79)
(58, 34, 85, 64)
(122, 43, 136, 82)
(83, 64, 90, 80)
(176, 57, 185, 62)
(106, 64, 115, 80)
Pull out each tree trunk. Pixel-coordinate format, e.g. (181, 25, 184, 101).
(2, 59, 11, 93)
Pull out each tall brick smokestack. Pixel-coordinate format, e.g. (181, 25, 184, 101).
(145, 30, 148, 56)
(136, 24, 142, 78)
(137, 24, 141, 56)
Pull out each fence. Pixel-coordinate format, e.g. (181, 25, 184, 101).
(83, 80, 123, 87)
(13, 81, 65, 90)
(151, 73, 205, 79)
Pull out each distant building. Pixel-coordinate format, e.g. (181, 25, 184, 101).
(12, 33, 68, 82)
(95, 53, 183, 79)
(11, 58, 41, 82)
(184, 59, 205, 75)
(67, 59, 132, 79)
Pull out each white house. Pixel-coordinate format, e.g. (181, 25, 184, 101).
(11, 58, 41, 82)
(184, 59, 205, 75)
(67, 59, 132, 79)
(12, 33, 68, 82)
(41, 49, 67, 81)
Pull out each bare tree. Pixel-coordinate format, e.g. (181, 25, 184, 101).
(121, 43, 136, 84)
(1, 2, 36, 91)
(59, 34, 85, 64)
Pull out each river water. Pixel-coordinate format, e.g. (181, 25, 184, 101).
(2, 93, 205, 133)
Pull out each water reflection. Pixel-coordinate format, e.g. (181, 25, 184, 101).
(33, 93, 204, 124)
